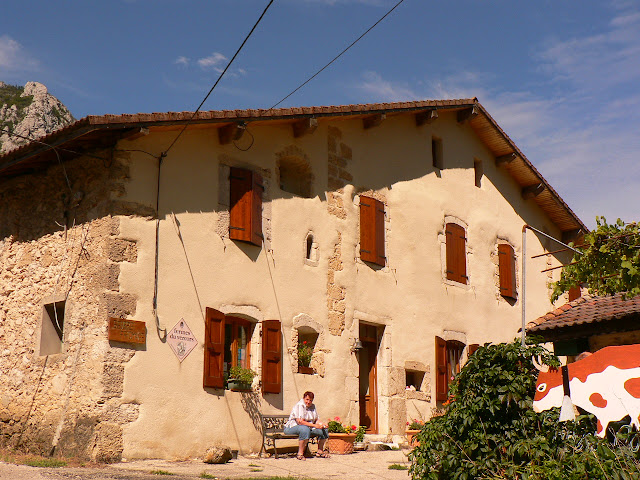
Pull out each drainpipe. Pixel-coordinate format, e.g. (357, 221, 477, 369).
(521, 225, 583, 347)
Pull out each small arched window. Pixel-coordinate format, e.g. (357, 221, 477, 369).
(304, 232, 319, 266)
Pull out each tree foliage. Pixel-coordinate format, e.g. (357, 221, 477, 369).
(552, 217, 640, 302)
(409, 340, 640, 479)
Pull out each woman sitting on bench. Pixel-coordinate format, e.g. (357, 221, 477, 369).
(284, 391, 329, 460)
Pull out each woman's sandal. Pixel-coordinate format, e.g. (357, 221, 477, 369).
(316, 450, 330, 458)
(296, 454, 306, 461)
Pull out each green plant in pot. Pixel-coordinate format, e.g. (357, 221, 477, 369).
(298, 340, 313, 368)
(227, 366, 257, 391)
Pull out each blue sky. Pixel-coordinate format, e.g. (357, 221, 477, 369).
(1, 0, 638, 229)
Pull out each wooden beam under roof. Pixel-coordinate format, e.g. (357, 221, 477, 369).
(521, 183, 546, 199)
(363, 113, 386, 130)
(218, 122, 246, 145)
(457, 105, 479, 124)
(121, 127, 149, 142)
(415, 109, 438, 126)
(495, 152, 517, 166)
(292, 117, 318, 138)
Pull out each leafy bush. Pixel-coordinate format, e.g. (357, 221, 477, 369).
(355, 425, 366, 442)
(298, 340, 313, 367)
(327, 417, 357, 434)
(409, 339, 640, 479)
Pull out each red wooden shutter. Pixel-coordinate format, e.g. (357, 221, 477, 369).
(229, 168, 263, 246)
(446, 223, 467, 284)
(360, 196, 385, 266)
(468, 344, 479, 356)
(204, 307, 225, 388)
(498, 244, 516, 299)
(262, 320, 282, 394)
(435, 336, 448, 402)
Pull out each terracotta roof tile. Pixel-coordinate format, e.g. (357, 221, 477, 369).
(528, 293, 640, 332)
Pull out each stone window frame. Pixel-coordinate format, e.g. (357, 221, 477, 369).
(353, 190, 391, 273)
(216, 158, 272, 252)
(303, 231, 319, 267)
(276, 147, 315, 199)
(289, 313, 326, 377)
(38, 294, 68, 356)
(439, 216, 472, 290)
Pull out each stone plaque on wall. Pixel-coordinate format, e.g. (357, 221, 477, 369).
(168, 319, 198, 363)
(108, 317, 146, 344)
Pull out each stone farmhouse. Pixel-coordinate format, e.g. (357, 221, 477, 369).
(0, 99, 586, 461)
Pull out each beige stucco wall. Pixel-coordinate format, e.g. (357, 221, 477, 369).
(111, 110, 568, 458)
(0, 108, 573, 460)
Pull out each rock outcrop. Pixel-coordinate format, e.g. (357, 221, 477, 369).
(0, 81, 75, 154)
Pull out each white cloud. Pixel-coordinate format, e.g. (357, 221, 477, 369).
(174, 56, 190, 66)
(197, 52, 228, 69)
(0, 35, 38, 71)
(356, 71, 418, 101)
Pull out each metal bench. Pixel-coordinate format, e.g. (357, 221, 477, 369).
(259, 414, 316, 458)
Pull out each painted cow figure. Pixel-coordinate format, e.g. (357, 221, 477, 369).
(533, 344, 640, 437)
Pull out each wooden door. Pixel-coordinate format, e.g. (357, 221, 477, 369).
(359, 324, 379, 433)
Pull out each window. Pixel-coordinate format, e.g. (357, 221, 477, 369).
(405, 370, 425, 391)
(432, 137, 443, 169)
(360, 195, 385, 266)
(498, 243, 517, 299)
(445, 223, 467, 284)
(297, 328, 318, 374)
(229, 167, 263, 246)
(435, 337, 465, 402)
(304, 232, 319, 265)
(278, 157, 312, 198)
(40, 300, 65, 355)
(204, 307, 282, 393)
(474, 159, 483, 187)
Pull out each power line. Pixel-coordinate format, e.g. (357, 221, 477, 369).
(268, 0, 406, 110)
(161, 0, 275, 157)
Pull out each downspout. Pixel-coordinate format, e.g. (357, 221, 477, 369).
(153, 152, 167, 340)
(521, 225, 583, 347)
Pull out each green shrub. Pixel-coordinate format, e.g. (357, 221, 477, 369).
(409, 339, 640, 479)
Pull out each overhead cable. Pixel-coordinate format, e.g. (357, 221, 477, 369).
(268, 0, 406, 110)
(161, 0, 275, 157)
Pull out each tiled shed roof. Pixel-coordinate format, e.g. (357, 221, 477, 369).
(528, 293, 640, 333)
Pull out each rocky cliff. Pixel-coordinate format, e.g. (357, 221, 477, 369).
(0, 81, 75, 154)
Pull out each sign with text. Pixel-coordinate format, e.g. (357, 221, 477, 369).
(108, 318, 146, 344)
(168, 319, 198, 362)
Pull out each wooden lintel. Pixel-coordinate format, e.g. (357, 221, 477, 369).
(562, 229, 584, 245)
(293, 117, 318, 138)
(363, 113, 386, 130)
(415, 109, 438, 127)
(218, 122, 246, 145)
(495, 152, 517, 166)
(121, 127, 149, 142)
(521, 183, 546, 199)
(457, 105, 479, 124)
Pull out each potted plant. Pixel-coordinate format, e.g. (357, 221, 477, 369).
(227, 366, 256, 392)
(326, 417, 358, 454)
(353, 425, 367, 450)
(297, 340, 314, 374)
(405, 419, 423, 447)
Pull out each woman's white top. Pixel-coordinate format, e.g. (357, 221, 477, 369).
(285, 399, 319, 428)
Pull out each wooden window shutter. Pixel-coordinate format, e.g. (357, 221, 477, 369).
(435, 336, 448, 402)
(468, 344, 479, 356)
(446, 223, 467, 284)
(360, 196, 385, 266)
(261, 320, 282, 394)
(229, 167, 263, 246)
(204, 307, 225, 389)
(498, 244, 516, 299)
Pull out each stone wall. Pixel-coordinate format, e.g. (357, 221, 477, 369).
(0, 151, 145, 461)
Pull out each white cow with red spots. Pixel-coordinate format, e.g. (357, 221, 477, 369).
(533, 344, 640, 436)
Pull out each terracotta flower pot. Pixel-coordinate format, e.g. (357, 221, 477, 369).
(298, 365, 314, 375)
(405, 429, 421, 447)
(327, 433, 357, 454)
